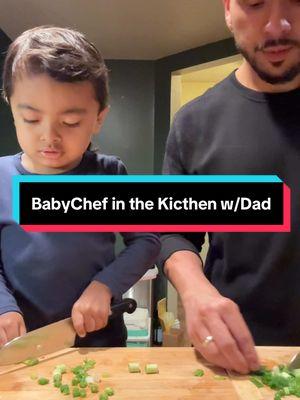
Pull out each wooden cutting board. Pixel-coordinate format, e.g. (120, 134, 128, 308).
(230, 346, 300, 400)
(0, 347, 299, 400)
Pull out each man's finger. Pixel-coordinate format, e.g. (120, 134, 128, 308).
(206, 314, 249, 374)
(223, 310, 260, 371)
(191, 323, 232, 370)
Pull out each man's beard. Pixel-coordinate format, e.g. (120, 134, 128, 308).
(236, 39, 300, 85)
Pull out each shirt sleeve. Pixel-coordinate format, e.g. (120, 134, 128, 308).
(93, 232, 160, 299)
(157, 113, 206, 269)
(0, 227, 22, 315)
(92, 157, 161, 299)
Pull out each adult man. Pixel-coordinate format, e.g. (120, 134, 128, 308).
(160, 0, 300, 374)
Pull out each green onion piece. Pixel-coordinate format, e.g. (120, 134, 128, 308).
(60, 384, 70, 395)
(145, 363, 159, 374)
(128, 362, 141, 373)
(274, 392, 282, 400)
(90, 383, 99, 393)
(72, 377, 80, 386)
(23, 358, 39, 366)
(194, 369, 204, 377)
(79, 388, 87, 398)
(293, 369, 300, 378)
(38, 377, 49, 385)
(213, 375, 227, 380)
(83, 359, 96, 370)
(104, 387, 114, 396)
(79, 379, 87, 388)
(250, 377, 264, 388)
(72, 387, 81, 398)
(99, 393, 109, 400)
(54, 364, 67, 374)
(53, 373, 62, 388)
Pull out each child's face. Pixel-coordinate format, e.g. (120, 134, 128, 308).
(10, 73, 108, 174)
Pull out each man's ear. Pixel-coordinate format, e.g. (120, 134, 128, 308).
(223, 0, 233, 32)
(93, 106, 110, 134)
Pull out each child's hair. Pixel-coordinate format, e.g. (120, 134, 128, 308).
(2, 26, 108, 111)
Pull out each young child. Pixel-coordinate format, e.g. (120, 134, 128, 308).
(0, 26, 160, 347)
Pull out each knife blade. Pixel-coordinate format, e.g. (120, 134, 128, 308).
(0, 298, 137, 365)
(288, 352, 300, 370)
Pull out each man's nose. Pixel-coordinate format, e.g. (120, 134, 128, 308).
(264, 3, 292, 39)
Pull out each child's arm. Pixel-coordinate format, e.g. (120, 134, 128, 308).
(71, 232, 160, 337)
(0, 256, 26, 345)
(71, 156, 160, 337)
(93, 232, 160, 299)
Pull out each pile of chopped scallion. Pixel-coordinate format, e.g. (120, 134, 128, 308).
(250, 365, 300, 399)
(29, 358, 114, 399)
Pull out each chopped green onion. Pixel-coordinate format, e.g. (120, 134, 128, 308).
(23, 357, 39, 366)
(54, 364, 67, 374)
(104, 387, 114, 396)
(99, 393, 109, 400)
(60, 384, 70, 395)
(72, 377, 80, 386)
(53, 373, 62, 388)
(38, 377, 49, 385)
(145, 363, 159, 374)
(213, 375, 227, 380)
(83, 359, 96, 370)
(89, 383, 99, 393)
(194, 369, 204, 377)
(79, 379, 87, 388)
(128, 362, 141, 373)
(250, 376, 264, 388)
(72, 387, 81, 398)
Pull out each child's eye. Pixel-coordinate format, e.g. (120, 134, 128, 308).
(23, 119, 39, 124)
(247, 0, 264, 8)
(63, 121, 80, 128)
(250, 1, 264, 8)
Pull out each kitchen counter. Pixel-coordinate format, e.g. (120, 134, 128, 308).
(0, 346, 299, 399)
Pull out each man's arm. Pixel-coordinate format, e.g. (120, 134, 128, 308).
(160, 112, 260, 374)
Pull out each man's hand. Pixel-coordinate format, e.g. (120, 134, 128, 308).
(165, 250, 260, 374)
(71, 281, 112, 338)
(182, 290, 260, 374)
(0, 312, 26, 346)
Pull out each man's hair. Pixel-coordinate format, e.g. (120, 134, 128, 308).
(2, 26, 108, 110)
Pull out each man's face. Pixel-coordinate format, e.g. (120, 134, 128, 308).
(224, 0, 300, 84)
(10, 73, 108, 174)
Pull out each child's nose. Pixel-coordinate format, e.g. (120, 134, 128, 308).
(40, 125, 61, 143)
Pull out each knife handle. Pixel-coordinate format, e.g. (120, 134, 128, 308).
(109, 298, 137, 319)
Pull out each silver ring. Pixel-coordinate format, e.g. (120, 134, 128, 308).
(201, 335, 214, 347)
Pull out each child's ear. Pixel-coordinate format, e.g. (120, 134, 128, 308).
(223, 0, 233, 32)
(93, 106, 110, 134)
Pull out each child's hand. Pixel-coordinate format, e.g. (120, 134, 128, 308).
(71, 281, 112, 338)
(0, 312, 27, 346)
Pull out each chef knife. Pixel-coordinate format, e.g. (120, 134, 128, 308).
(0, 298, 137, 365)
